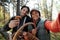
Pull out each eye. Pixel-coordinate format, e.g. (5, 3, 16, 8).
(23, 9, 25, 11)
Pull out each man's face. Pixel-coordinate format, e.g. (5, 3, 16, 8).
(20, 8, 28, 17)
(31, 11, 40, 21)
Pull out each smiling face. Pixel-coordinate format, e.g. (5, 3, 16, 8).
(20, 7, 28, 17)
(31, 11, 40, 21)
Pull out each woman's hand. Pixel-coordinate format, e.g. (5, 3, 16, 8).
(31, 28, 37, 36)
(9, 16, 21, 28)
(9, 20, 20, 28)
(23, 32, 28, 40)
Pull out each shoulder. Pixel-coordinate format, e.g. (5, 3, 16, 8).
(40, 18, 47, 22)
(26, 15, 31, 20)
(25, 15, 31, 22)
(26, 15, 31, 18)
(38, 18, 47, 25)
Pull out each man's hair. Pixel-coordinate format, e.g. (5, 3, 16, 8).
(21, 5, 30, 13)
(30, 9, 41, 17)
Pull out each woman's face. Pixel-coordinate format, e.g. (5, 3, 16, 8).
(31, 11, 40, 21)
(20, 8, 28, 17)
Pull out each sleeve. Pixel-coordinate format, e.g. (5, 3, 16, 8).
(1, 17, 15, 31)
(45, 13, 60, 32)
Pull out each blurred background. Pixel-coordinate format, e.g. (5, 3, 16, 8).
(0, 0, 60, 40)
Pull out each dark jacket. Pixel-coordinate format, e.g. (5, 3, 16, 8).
(2, 15, 31, 33)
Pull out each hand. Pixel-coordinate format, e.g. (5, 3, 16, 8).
(15, 16, 22, 20)
(9, 20, 20, 28)
(31, 28, 37, 36)
(23, 32, 28, 40)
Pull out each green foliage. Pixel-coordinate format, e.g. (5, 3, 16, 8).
(50, 32, 60, 40)
(0, 5, 10, 27)
(0, 8, 4, 21)
(1, 0, 7, 2)
(0, 34, 5, 40)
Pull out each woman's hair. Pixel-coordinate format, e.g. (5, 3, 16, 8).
(21, 5, 30, 13)
(30, 9, 41, 17)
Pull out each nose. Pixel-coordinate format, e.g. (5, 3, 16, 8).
(23, 11, 26, 14)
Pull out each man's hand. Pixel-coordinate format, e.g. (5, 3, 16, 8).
(9, 20, 20, 28)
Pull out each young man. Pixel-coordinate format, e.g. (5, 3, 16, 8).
(29, 9, 60, 40)
(2, 5, 31, 34)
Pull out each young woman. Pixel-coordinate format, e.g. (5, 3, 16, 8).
(29, 9, 60, 40)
